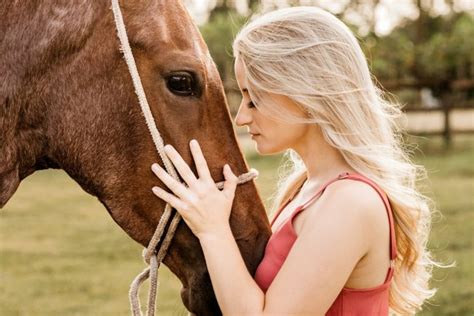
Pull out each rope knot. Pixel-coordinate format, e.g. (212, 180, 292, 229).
(143, 248, 156, 265)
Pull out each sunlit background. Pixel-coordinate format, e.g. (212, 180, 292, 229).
(1, 1, 473, 315)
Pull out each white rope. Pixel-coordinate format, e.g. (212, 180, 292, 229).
(110, 1, 258, 315)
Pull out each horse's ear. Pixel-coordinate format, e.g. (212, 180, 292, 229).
(0, 165, 20, 208)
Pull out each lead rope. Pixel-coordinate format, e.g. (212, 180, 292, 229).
(110, 1, 258, 315)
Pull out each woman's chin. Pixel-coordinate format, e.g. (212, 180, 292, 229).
(254, 141, 288, 155)
(253, 140, 265, 154)
(254, 143, 276, 155)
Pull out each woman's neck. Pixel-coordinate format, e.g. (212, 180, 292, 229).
(291, 125, 356, 186)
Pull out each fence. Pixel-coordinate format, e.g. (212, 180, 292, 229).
(403, 105, 474, 147)
(225, 81, 474, 148)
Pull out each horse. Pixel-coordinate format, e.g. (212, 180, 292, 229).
(0, 0, 271, 314)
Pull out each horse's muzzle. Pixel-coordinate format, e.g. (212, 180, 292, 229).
(181, 284, 222, 316)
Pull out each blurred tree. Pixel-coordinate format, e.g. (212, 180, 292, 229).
(200, 6, 248, 90)
(365, 9, 473, 106)
(209, 0, 230, 20)
(197, 0, 473, 110)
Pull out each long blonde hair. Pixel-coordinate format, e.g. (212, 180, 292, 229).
(233, 7, 447, 315)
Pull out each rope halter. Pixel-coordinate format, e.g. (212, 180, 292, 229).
(110, 1, 258, 315)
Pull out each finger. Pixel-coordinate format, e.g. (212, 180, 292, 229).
(151, 163, 190, 199)
(189, 139, 213, 181)
(163, 145, 198, 187)
(222, 164, 238, 199)
(152, 186, 189, 215)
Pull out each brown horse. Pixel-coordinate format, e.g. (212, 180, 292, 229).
(0, 0, 271, 314)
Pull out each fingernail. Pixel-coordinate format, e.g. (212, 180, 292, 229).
(152, 186, 160, 193)
(151, 164, 159, 172)
(190, 139, 198, 146)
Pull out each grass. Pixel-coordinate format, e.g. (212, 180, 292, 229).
(1, 135, 473, 315)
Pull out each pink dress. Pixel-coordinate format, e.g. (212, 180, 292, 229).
(254, 172, 397, 315)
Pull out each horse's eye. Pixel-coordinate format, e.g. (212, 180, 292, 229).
(166, 72, 197, 96)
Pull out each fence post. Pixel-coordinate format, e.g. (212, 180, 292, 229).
(442, 102, 451, 148)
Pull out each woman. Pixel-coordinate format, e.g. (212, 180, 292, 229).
(151, 7, 438, 315)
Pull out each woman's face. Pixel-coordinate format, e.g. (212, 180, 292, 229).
(234, 56, 311, 155)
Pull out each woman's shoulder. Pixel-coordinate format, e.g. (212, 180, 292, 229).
(302, 177, 389, 238)
(293, 176, 391, 277)
(327, 176, 387, 208)
(331, 177, 386, 216)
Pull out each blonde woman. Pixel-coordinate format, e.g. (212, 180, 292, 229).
(151, 7, 439, 315)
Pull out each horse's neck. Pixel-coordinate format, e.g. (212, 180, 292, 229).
(0, 1, 107, 207)
(2, 1, 102, 85)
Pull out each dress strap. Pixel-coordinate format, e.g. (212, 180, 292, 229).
(270, 172, 349, 226)
(298, 172, 353, 210)
(340, 174, 398, 261)
(283, 172, 398, 261)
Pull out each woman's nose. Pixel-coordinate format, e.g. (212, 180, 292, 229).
(235, 102, 252, 127)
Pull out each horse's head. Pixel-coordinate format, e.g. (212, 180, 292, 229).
(0, 0, 270, 314)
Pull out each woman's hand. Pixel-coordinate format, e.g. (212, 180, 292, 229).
(151, 139, 238, 239)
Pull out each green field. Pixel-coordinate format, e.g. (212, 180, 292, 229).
(1, 135, 473, 315)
